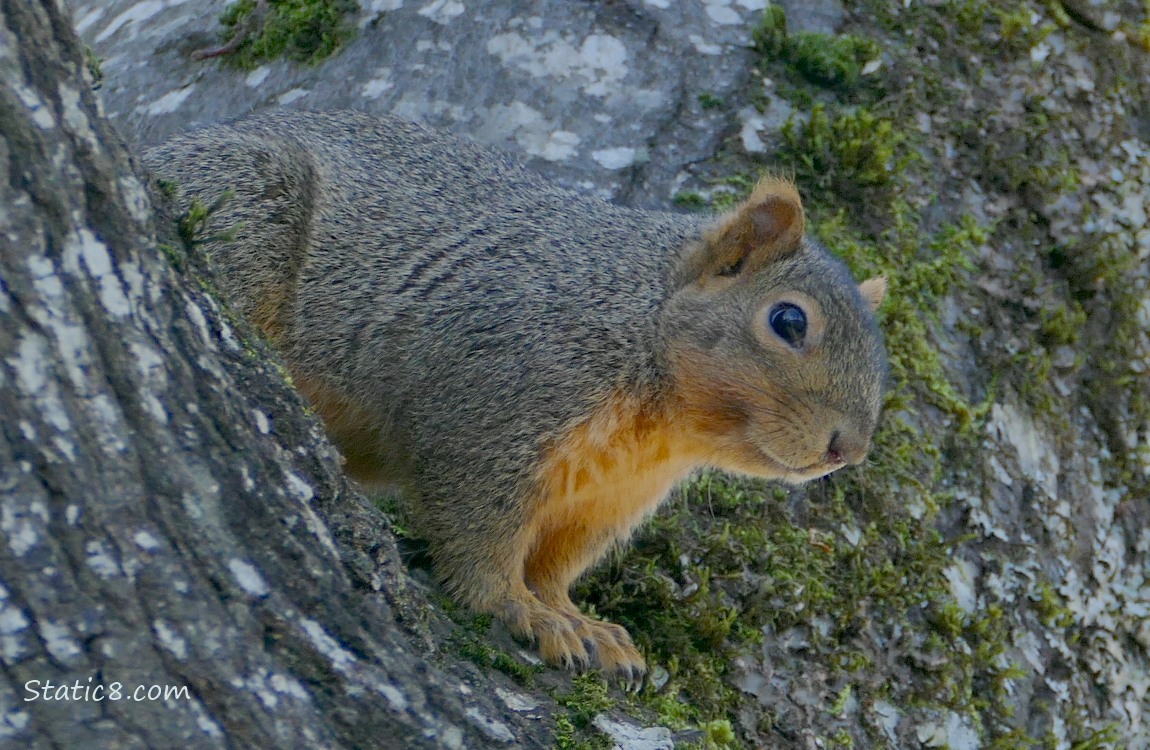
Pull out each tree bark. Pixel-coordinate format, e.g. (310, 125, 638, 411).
(0, 2, 546, 747)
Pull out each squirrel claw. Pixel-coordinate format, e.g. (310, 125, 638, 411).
(619, 662, 648, 693)
(576, 617, 646, 680)
(533, 615, 591, 671)
(621, 667, 646, 694)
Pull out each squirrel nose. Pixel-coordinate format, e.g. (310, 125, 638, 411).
(826, 428, 868, 466)
(826, 431, 846, 466)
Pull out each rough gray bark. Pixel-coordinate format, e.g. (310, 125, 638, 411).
(0, 2, 548, 747)
(13, 0, 1150, 745)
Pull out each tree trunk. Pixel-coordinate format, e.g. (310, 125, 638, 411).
(0, 2, 546, 747)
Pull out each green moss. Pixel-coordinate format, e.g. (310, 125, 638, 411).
(553, 714, 609, 750)
(692, 174, 759, 214)
(155, 178, 179, 200)
(453, 639, 538, 685)
(447, 612, 541, 685)
(997, 5, 1053, 47)
(178, 196, 212, 247)
(828, 685, 853, 716)
(1128, 18, 1150, 51)
(779, 105, 910, 212)
(988, 728, 1041, 750)
(1038, 300, 1087, 348)
(673, 192, 709, 209)
(638, 688, 694, 730)
(556, 674, 614, 729)
(372, 493, 415, 537)
(698, 92, 725, 110)
(753, 5, 788, 60)
(996, 6, 1032, 40)
(218, 0, 358, 69)
(702, 719, 737, 749)
(157, 243, 184, 273)
(934, 601, 966, 639)
(580, 468, 969, 735)
(948, 0, 994, 35)
(784, 33, 880, 91)
(457, 638, 539, 684)
(1075, 726, 1123, 749)
(1056, 231, 1150, 488)
(83, 45, 103, 89)
(550, 674, 616, 750)
(753, 6, 881, 92)
(177, 191, 237, 249)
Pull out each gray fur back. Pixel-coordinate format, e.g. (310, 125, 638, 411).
(144, 110, 707, 512)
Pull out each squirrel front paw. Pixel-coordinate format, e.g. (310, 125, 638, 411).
(499, 595, 646, 685)
(575, 616, 646, 685)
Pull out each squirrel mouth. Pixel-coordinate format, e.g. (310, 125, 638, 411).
(754, 445, 837, 480)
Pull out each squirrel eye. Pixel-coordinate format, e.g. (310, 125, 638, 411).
(768, 302, 807, 347)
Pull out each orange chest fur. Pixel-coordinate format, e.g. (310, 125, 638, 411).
(531, 394, 706, 543)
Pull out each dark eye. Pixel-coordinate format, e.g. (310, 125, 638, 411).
(768, 302, 807, 347)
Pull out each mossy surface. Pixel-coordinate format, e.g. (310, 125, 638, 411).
(216, 0, 359, 69)
(754, 5, 881, 94)
(580, 1, 1149, 747)
(83, 45, 103, 89)
(451, 622, 542, 686)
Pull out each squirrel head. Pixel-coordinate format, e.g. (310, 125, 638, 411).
(664, 178, 889, 483)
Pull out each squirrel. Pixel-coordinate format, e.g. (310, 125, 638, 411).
(144, 109, 889, 682)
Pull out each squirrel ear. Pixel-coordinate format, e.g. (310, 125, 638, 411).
(858, 276, 887, 312)
(686, 178, 805, 285)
